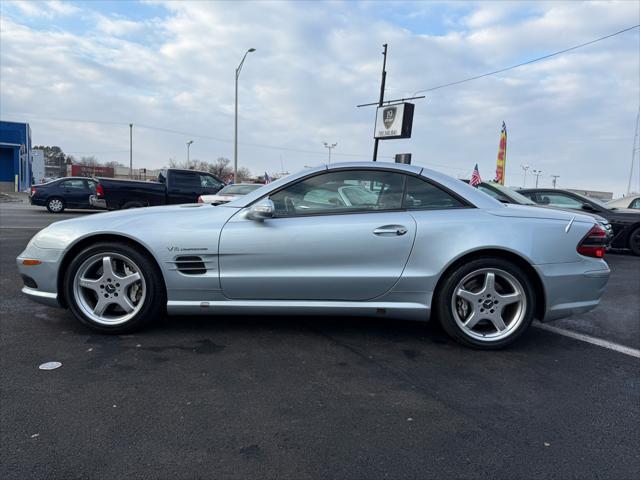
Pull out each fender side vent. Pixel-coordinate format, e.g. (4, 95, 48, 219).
(175, 256, 206, 275)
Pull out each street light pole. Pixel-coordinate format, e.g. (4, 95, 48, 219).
(234, 48, 256, 182)
(372, 43, 388, 162)
(551, 175, 560, 188)
(186, 140, 194, 168)
(521, 164, 530, 187)
(129, 123, 133, 179)
(323, 142, 337, 164)
(533, 169, 543, 188)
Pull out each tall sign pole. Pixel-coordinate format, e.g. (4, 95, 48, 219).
(372, 44, 388, 162)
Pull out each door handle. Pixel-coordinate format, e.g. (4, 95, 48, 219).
(373, 225, 408, 236)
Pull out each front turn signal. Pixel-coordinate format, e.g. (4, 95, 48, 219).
(22, 259, 42, 266)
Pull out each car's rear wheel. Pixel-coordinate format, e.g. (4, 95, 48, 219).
(64, 242, 165, 334)
(435, 257, 535, 349)
(46, 197, 65, 213)
(628, 226, 640, 256)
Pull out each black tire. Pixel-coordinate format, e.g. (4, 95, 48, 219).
(63, 242, 165, 334)
(121, 201, 145, 209)
(46, 197, 66, 213)
(435, 257, 536, 349)
(628, 226, 640, 256)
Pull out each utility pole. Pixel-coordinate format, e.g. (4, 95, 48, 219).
(533, 169, 543, 188)
(551, 175, 560, 188)
(234, 48, 256, 182)
(520, 164, 530, 187)
(627, 106, 640, 194)
(372, 43, 388, 162)
(323, 142, 337, 164)
(129, 123, 133, 179)
(186, 140, 194, 168)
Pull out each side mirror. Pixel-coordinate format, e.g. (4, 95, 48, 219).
(581, 203, 595, 212)
(247, 198, 275, 221)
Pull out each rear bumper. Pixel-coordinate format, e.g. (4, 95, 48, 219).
(89, 195, 107, 209)
(535, 260, 610, 322)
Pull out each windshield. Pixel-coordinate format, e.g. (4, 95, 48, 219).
(219, 184, 262, 195)
(485, 183, 536, 205)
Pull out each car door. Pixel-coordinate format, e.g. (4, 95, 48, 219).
(218, 169, 417, 301)
(167, 171, 201, 204)
(60, 179, 90, 207)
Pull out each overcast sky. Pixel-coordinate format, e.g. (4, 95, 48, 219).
(1, 0, 638, 194)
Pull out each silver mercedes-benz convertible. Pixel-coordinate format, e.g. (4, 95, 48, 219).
(17, 162, 610, 348)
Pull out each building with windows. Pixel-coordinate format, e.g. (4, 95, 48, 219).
(0, 121, 32, 192)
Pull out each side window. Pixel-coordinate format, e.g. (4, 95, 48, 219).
(200, 174, 223, 189)
(171, 172, 200, 189)
(403, 176, 465, 209)
(61, 179, 86, 190)
(629, 198, 640, 209)
(269, 170, 405, 217)
(538, 193, 583, 209)
(87, 180, 97, 193)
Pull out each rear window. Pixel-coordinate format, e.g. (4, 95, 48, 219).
(171, 172, 200, 189)
(219, 184, 262, 195)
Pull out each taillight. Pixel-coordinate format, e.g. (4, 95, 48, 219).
(96, 183, 104, 198)
(30, 186, 36, 196)
(197, 196, 203, 203)
(577, 224, 607, 258)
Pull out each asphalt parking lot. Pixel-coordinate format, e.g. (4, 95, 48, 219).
(1, 200, 639, 479)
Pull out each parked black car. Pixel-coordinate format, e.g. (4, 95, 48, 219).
(30, 177, 99, 213)
(91, 168, 225, 210)
(519, 188, 640, 255)
(461, 180, 614, 246)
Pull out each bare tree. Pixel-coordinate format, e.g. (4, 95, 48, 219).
(77, 155, 99, 166)
(236, 167, 252, 182)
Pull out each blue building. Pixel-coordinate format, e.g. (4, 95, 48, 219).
(0, 121, 32, 192)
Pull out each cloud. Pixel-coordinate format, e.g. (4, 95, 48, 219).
(0, 0, 638, 195)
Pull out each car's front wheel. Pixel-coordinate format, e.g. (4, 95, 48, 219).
(64, 242, 165, 333)
(46, 197, 65, 213)
(435, 257, 535, 349)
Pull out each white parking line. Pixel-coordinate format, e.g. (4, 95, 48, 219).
(534, 323, 640, 359)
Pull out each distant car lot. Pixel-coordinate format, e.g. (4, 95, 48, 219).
(1, 200, 638, 479)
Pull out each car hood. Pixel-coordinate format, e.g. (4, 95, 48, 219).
(32, 203, 239, 249)
(487, 204, 596, 224)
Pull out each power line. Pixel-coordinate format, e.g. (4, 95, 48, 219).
(414, 24, 640, 95)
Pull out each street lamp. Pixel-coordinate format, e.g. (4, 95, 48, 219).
(521, 164, 530, 187)
(234, 48, 256, 182)
(323, 142, 337, 164)
(186, 140, 194, 168)
(532, 169, 543, 188)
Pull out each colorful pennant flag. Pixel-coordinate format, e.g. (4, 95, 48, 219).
(495, 121, 507, 185)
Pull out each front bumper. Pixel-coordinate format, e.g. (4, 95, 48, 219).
(21, 287, 60, 307)
(17, 243, 65, 309)
(535, 259, 610, 322)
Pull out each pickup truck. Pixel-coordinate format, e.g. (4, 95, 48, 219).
(91, 168, 225, 210)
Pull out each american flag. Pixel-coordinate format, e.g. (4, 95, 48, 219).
(470, 164, 482, 186)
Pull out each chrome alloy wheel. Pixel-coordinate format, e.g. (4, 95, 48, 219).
(48, 199, 64, 212)
(451, 268, 527, 342)
(73, 253, 146, 326)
